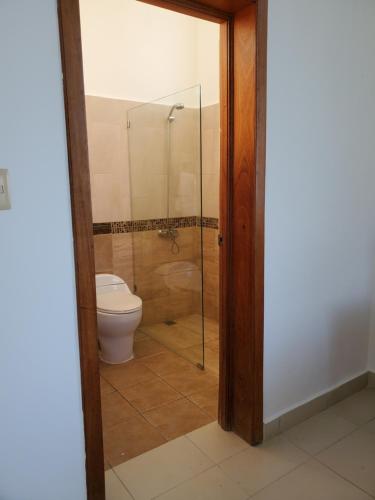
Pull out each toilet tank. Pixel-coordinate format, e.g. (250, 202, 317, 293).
(96, 274, 132, 295)
(96, 274, 124, 288)
(96, 272, 135, 290)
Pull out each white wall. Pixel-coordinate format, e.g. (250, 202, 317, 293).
(264, 0, 375, 421)
(0, 2, 86, 499)
(79, 0, 219, 106)
(196, 21, 220, 106)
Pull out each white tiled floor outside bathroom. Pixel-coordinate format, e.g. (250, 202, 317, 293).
(104, 386, 375, 500)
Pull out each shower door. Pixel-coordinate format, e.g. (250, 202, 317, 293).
(127, 86, 205, 369)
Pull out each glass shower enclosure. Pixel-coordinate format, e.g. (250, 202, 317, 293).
(127, 85, 205, 368)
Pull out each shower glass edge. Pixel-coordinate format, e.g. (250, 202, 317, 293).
(127, 85, 205, 370)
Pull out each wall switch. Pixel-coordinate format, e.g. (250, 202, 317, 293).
(0, 169, 11, 210)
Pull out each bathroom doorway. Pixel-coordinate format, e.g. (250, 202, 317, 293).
(58, 0, 267, 498)
(81, 1, 222, 470)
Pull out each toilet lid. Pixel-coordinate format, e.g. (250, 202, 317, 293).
(97, 290, 142, 314)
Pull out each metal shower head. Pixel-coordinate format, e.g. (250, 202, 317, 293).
(167, 103, 185, 122)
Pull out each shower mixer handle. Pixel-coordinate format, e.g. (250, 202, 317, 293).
(158, 228, 179, 239)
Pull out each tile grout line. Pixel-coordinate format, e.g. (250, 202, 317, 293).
(282, 422, 375, 499)
(313, 454, 375, 499)
(184, 427, 251, 478)
(283, 418, 360, 457)
(148, 463, 221, 500)
(234, 460, 311, 499)
(111, 467, 137, 500)
(311, 425, 375, 499)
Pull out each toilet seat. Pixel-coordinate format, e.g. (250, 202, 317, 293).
(97, 289, 142, 315)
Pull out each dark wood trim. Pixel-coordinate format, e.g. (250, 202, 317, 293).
(58, 1, 105, 499)
(218, 18, 233, 431)
(58, 0, 267, 497)
(137, 0, 231, 22)
(138, 0, 257, 17)
(254, 0, 268, 444)
(230, 3, 259, 443)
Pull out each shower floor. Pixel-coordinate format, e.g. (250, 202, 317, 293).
(139, 314, 219, 374)
(100, 314, 219, 470)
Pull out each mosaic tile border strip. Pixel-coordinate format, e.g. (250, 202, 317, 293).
(196, 217, 219, 229)
(93, 216, 218, 235)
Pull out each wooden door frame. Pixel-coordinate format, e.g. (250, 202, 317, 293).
(58, 0, 267, 498)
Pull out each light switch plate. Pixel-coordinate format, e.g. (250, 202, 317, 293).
(0, 169, 11, 210)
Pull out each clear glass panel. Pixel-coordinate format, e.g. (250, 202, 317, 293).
(127, 86, 204, 368)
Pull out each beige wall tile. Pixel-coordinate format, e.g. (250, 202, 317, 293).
(201, 104, 220, 218)
(142, 296, 171, 325)
(94, 234, 113, 274)
(112, 233, 134, 289)
(86, 96, 132, 223)
(87, 97, 220, 223)
(136, 273, 170, 301)
(87, 121, 124, 174)
(201, 228, 219, 321)
(91, 173, 116, 222)
(93, 226, 218, 324)
(204, 292, 219, 322)
(202, 173, 219, 219)
(133, 228, 197, 273)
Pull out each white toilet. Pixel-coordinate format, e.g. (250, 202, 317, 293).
(96, 274, 142, 364)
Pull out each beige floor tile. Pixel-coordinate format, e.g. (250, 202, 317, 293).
(140, 351, 192, 377)
(134, 330, 148, 342)
(363, 418, 375, 434)
(188, 385, 219, 419)
(205, 339, 219, 353)
(103, 415, 166, 467)
(161, 365, 218, 396)
(187, 422, 249, 463)
(279, 394, 328, 432)
(176, 314, 203, 333)
(177, 345, 204, 366)
(114, 436, 213, 500)
(101, 392, 139, 431)
(179, 345, 218, 374)
(175, 314, 219, 340)
(263, 419, 281, 440)
(133, 338, 167, 359)
(143, 398, 213, 440)
(251, 459, 372, 500)
(203, 350, 219, 375)
(317, 429, 375, 496)
(105, 470, 133, 500)
(328, 389, 375, 425)
(140, 322, 202, 351)
(187, 314, 217, 331)
(119, 379, 182, 412)
(100, 359, 157, 392)
(156, 466, 248, 500)
(101, 377, 116, 397)
(203, 319, 220, 342)
(220, 435, 309, 496)
(285, 409, 357, 455)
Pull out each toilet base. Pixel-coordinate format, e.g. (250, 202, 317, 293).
(98, 331, 135, 365)
(100, 352, 134, 365)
